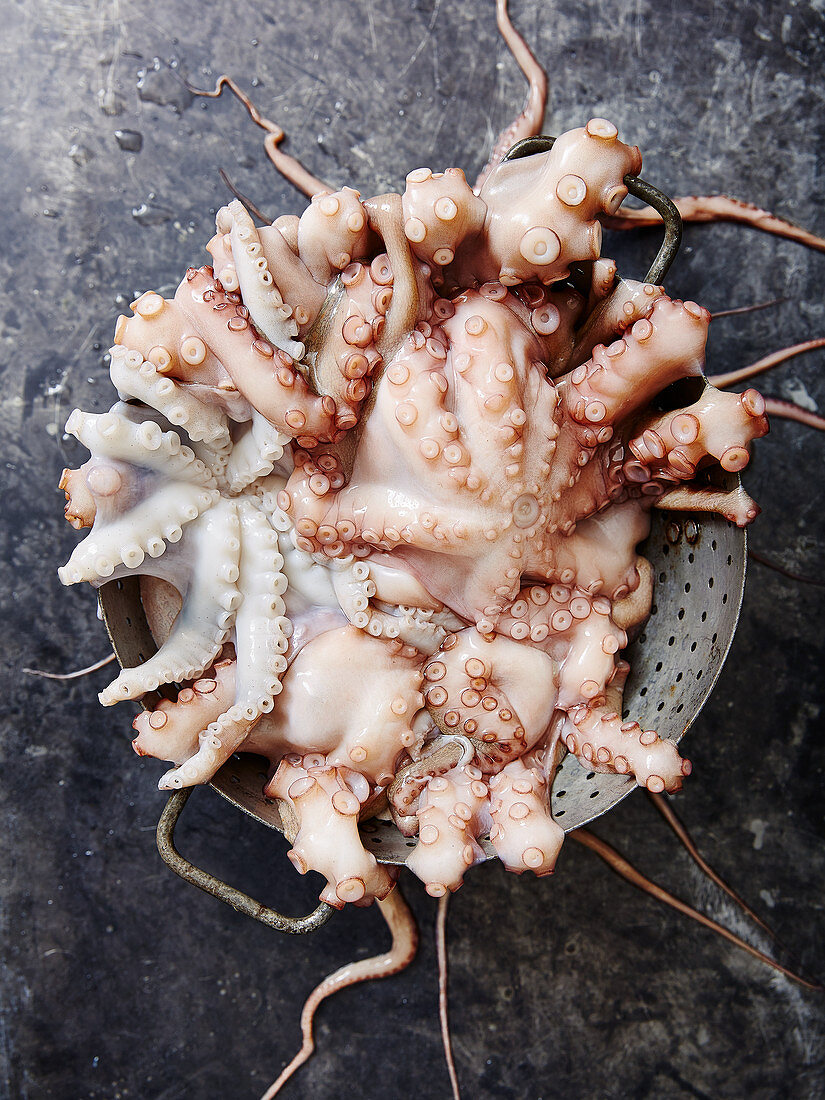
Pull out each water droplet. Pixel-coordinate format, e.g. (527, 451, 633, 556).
(68, 144, 93, 167)
(131, 201, 172, 227)
(98, 88, 125, 116)
(115, 129, 143, 152)
(137, 60, 193, 113)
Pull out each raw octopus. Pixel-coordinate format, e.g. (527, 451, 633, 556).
(58, 113, 768, 909)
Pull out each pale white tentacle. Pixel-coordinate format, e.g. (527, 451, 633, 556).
(65, 408, 217, 488)
(219, 199, 306, 359)
(232, 497, 291, 709)
(58, 481, 220, 585)
(99, 499, 241, 705)
(224, 411, 290, 494)
(109, 345, 232, 463)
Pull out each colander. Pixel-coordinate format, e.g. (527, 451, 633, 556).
(96, 152, 746, 934)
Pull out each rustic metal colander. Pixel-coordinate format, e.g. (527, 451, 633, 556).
(97, 148, 747, 934)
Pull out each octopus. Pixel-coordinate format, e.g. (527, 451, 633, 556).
(58, 103, 770, 905)
(55, 1, 824, 1095)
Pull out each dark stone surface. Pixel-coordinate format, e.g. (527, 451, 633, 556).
(2, 0, 824, 1097)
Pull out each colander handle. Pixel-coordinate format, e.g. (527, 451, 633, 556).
(156, 788, 334, 934)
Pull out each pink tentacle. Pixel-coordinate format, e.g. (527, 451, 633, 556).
(474, 0, 548, 193)
(648, 793, 775, 938)
(437, 894, 462, 1100)
(708, 337, 825, 389)
(604, 194, 825, 253)
(259, 886, 418, 1099)
(711, 297, 786, 320)
(185, 75, 331, 199)
(763, 397, 825, 433)
(571, 829, 822, 991)
(748, 548, 825, 589)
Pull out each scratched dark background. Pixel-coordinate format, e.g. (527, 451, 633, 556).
(2, 0, 824, 1097)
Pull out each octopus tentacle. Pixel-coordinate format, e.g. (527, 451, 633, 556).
(571, 829, 823, 991)
(98, 499, 241, 705)
(158, 706, 260, 790)
(267, 754, 394, 907)
(402, 167, 486, 272)
(603, 193, 825, 254)
(436, 893, 462, 1100)
(65, 408, 217, 488)
(363, 193, 422, 355)
(648, 792, 777, 940)
(558, 296, 710, 433)
(653, 483, 760, 527)
(185, 74, 331, 200)
(762, 397, 825, 433)
(628, 386, 769, 478)
(567, 280, 664, 371)
(58, 479, 220, 585)
(554, 600, 628, 709)
(610, 556, 654, 633)
(259, 886, 418, 1100)
(232, 497, 291, 710)
(215, 198, 325, 352)
(297, 187, 372, 284)
(405, 763, 490, 895)
(422, 629, 557, 769)
(488, 756, 564, 875)
(114, 288, 231, 389)
(23, 653, 117, 681)
(474, 0, 548, 193)
(175, 267, 339, 444)
(132, 657, 235, 763)
(561, 703, 689, 793)
(109, 345, 232, 462)
(157, 501, 293, 789)
(388, 738, 464, 827)
(707, 335, 825, 390)
(223, 412, 289, 495)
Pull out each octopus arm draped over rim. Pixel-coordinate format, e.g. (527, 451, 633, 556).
(58, 114, 768, 908)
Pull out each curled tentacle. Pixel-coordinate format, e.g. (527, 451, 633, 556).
(405, 762, 490, 895)
(628, 385, 769, 478)
(58, 476, 220, 586)
(184, 74, 331, 199)
(259, 886, 418, 1100)
(98, 499, 241, 705)
(488, 756, 564, 875)
(267, 754, 394, 907)
(109, 344, 232, 467)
